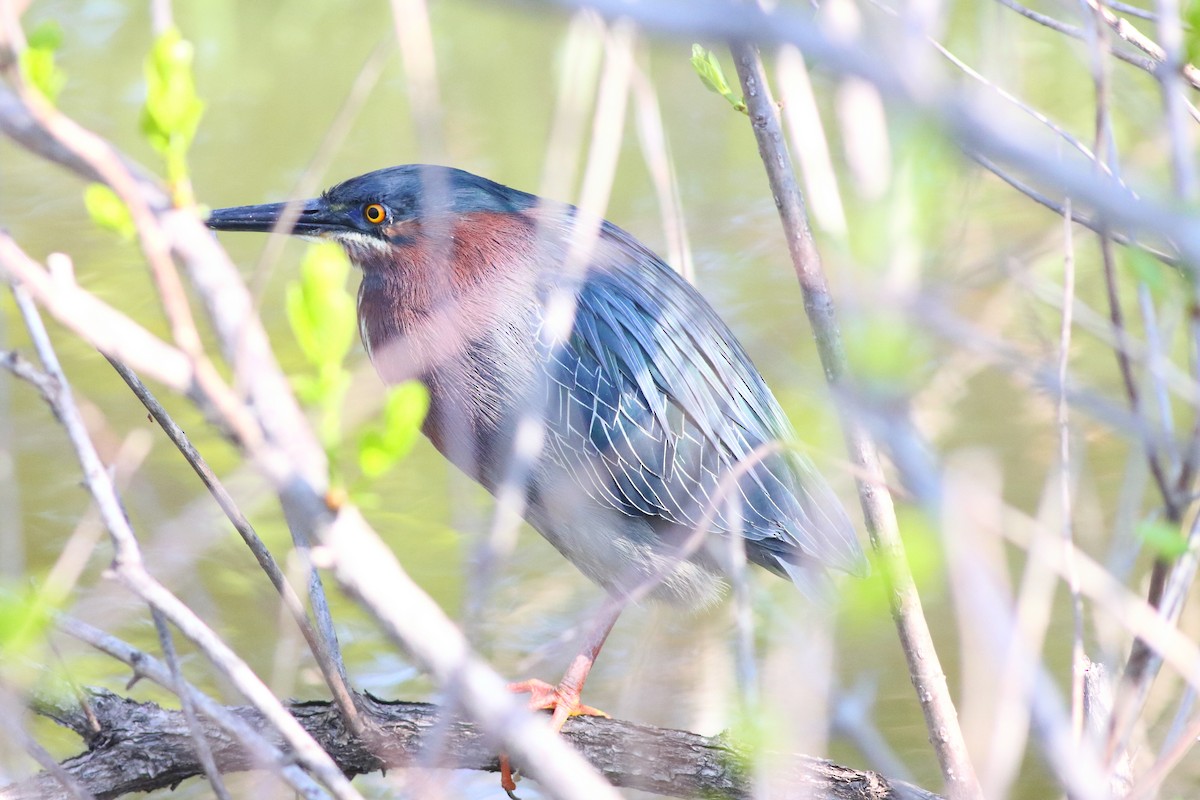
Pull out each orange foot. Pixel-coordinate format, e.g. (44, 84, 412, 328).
(499, 679, 610, 796)
(508, 678, 609, 723)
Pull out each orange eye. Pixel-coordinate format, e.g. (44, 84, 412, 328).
(363, 203, 387, 224)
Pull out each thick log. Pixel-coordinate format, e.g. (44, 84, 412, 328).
(1, 690, 941, 800)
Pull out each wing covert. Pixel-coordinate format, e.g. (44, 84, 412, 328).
(539, 226, 865, 576)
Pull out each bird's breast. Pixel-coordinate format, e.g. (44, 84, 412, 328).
(356, 259, 543, 489)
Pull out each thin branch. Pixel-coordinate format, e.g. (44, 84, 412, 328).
(729, 42, 982, 799)
(389, 0, 445, 160)
(1056, 199, 1087, 743)
(1131, 687, 1200, 798)
(993, 0, 1200, 89)
(999, 502, 1200, 693)
(1088, 0, 1200, 92)
(868, 0, 1108, 171)
(1099, 234, 1180, 528)
(0, 234, 193, 393)
(54, 615, 330, 800)
(867, 0, 1183, 267)
(1108, 483, 1200, 769)
(103, 356, 363, 734)
(2, 698, 95, 800)
(4, 286, 363, 800)
(1109, 1, 1157, 21)
(1154, 0, 1198, 199)
(148, 609, 232, 800)
(1172, 304, 1200, 493)
(971, 154, 1178, 264)
(545, 0, 1200, 274)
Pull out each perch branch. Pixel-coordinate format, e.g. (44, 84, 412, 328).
(1, 691, 943, 800)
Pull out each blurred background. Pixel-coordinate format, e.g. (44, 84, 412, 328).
(2, 0, 1194, 797)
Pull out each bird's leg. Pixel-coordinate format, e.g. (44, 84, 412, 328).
(509, 596, 622, 725)
(500, 598, 625, 793)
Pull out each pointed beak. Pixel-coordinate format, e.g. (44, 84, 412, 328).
(206, 198, 350, 236)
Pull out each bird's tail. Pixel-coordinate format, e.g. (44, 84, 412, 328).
(777, 558, 838, 611)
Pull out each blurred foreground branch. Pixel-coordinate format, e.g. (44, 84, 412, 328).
(730, 41, 980, 800)
(1, 690, 942, 800)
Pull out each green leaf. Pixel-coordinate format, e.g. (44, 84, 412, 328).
(843, 314, 931, 392)
(690, 44, 747, 114)
(1186, 0, 1200, 64)
(140, 27, 204, 184)
(1138, 520, 1189, 561)
(291, 373, 321, 406)
(358, 381, 430, 478)
(285, 242, 358, 458)
(285, 241, 356, 377)
(1124, 248, 1168, 298)
(358, 430, 393, 479)
(25, 19, 63, 50)
(18, 21, 66, 104)
(83, 184, 135, 240)
(0, 586, 51, 656)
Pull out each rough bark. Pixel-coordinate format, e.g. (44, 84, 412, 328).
(0, 691, 941, 800)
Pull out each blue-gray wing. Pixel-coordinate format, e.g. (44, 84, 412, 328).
(540, 226, 866, 578)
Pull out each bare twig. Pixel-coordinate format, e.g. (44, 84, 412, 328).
(0, 235, 192, 393)
(1132, 682, 1200, 798)
(1173, 306, 1200, 495)
(4, 285, 363, 800)
(54, 616, 329, 800)
(1069, 14, 1113, 747)
(248, 36, 392, 305)
(389, 0, 444, 160)
(1105, 0, 1200, 768)
(993, 0, 1200, 89)
(729, 42, 981, 799)
(148, 609, 232, 800)
(970, 154, 1178, 264)
(1088, 0, 1200, 92)
(1056, 199, 1086, 743)
(1, 693, 95, 800)
(103, 356, 363, 734)
(1154, 0, 1198, 199)
(998, 504, 1200, 695)
(546, 0, 1200, 273)
(1109, 1, 1157, 21)
(1099, 235, 1179, 542)
(864, 0, 1187, 268)
(632, 61, 695, 279)
(1110, 492, 1200, 778)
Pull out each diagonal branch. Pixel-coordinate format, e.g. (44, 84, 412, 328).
(730, 42, 982, 800)
(994, 0, 1200, 92)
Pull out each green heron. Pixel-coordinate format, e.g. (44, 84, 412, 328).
(207, 163, 865, 745)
